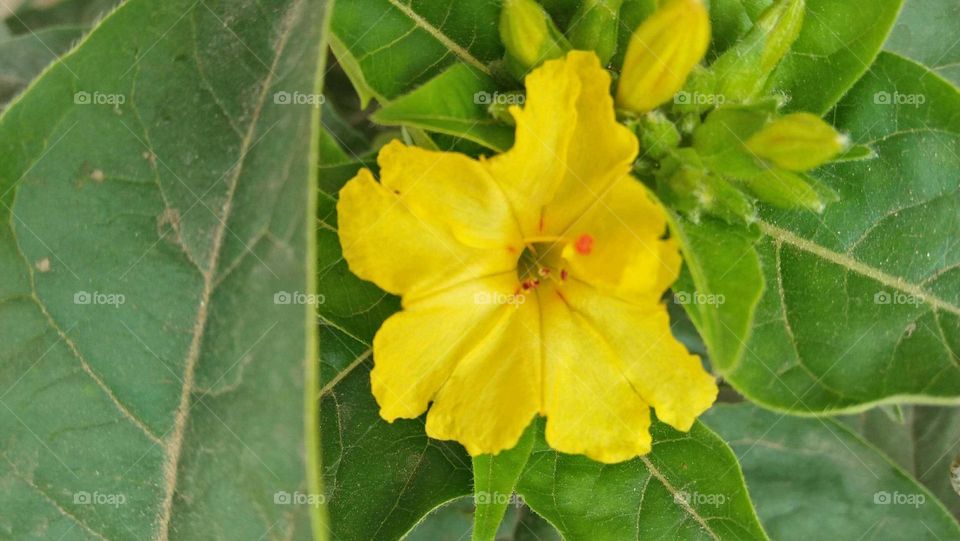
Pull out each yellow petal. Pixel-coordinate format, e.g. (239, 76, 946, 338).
(337, 168, 515, 301)
(371, 274, 521, 421)
(540, 285, 653, 463)
(616, 0, 710, 113)
(561, 176, 680, 302)
(377, 140, 523, 249)
(561, 281, 718, 432)
(425, 296, 541, 456)
(486, 51, 638, 236)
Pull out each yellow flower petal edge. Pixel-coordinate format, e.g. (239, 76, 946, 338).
(337, 51, 718, 464)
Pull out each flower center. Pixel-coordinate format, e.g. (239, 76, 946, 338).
(514, 234, 593, 291)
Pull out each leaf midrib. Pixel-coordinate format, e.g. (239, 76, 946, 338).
(757, 220, 960, 316)
(153, 2, 303, 538)
(384, 0, 492, 76)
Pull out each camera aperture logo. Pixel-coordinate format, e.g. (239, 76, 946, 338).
(674, 91, 726, 106)
(873, 290, 925, 306)
(74, 91, 126, 106)
(274, 291, 326, 305)
(74, 491, 126, 508)
(274, 491, 325, 507)
(273, 91, 326, 106)
(874, 491, 925, 508)
(873, 91, 926, 107)
(474, 291, 526, 306)
(74, 291, 126, 307)
(474, 491, 524, 507)
(474, 91, 525, 106)
(673, 491, 727, 508)
(673, 291, 726, 306)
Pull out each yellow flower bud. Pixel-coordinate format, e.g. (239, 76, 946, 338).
(500, 0, 566, 71)
(616, 0, 710, 113)
(746, 113, 849, 171)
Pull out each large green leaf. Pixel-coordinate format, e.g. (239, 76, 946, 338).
(727, 52, 960, 413)
(4, 0, 118, 34)
(516, 420, 770, 541)
(316, 161, 474, 540)
(0, 26, 85, 109)
(704, 403, 960, 540)
(372, 63, 514, 152)
(886, 0, 960, 85)
(406, 496, 563, 541)
(844, 406, 960, 518)
(330, 0, 503, 106)
(668, 213, 764, 373)
(0, 0, 329, 538)
(472, 425, 536, 541)
(767, 0, 903, 114)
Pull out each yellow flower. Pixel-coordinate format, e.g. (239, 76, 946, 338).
(337, 51, 718, 464)
(616, 0, 710, 113)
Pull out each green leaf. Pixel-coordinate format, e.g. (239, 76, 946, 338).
(0, 0, 329, 538)
(704, 403, 960, 540)
(0, 26, 85, 109)
(330, 0, 503, 106)
(767, 0, 903, 114)
(726, 52, 960, 413)
(885, 0, 960, 85)
(319, 347, 473, 540)
(472, 424, 536, 541)
(316, 162, 474, 539)
(844, 406, 960, 518)
(706, 0, 772, 60)
(372, 63, 515, 152)
(5, 0, 118, 34)
(406, 496, 563, 540)
(668, 213, 765, 373)
(516, 419, 770, 540)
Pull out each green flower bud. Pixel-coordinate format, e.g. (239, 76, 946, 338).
(660, 150, 756, 224)
(638, 111, 681, 160)
(738, 168, 828, 212)
(500, 0, 569, 73)
(567, 0, 624, 66)
(746, 113, 849, 171)
(711, 0, 805, 102)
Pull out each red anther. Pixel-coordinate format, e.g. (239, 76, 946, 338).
(538, 267, 550, 276)
(574, 234, 594, 255)
(561, 269, 568, 281)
